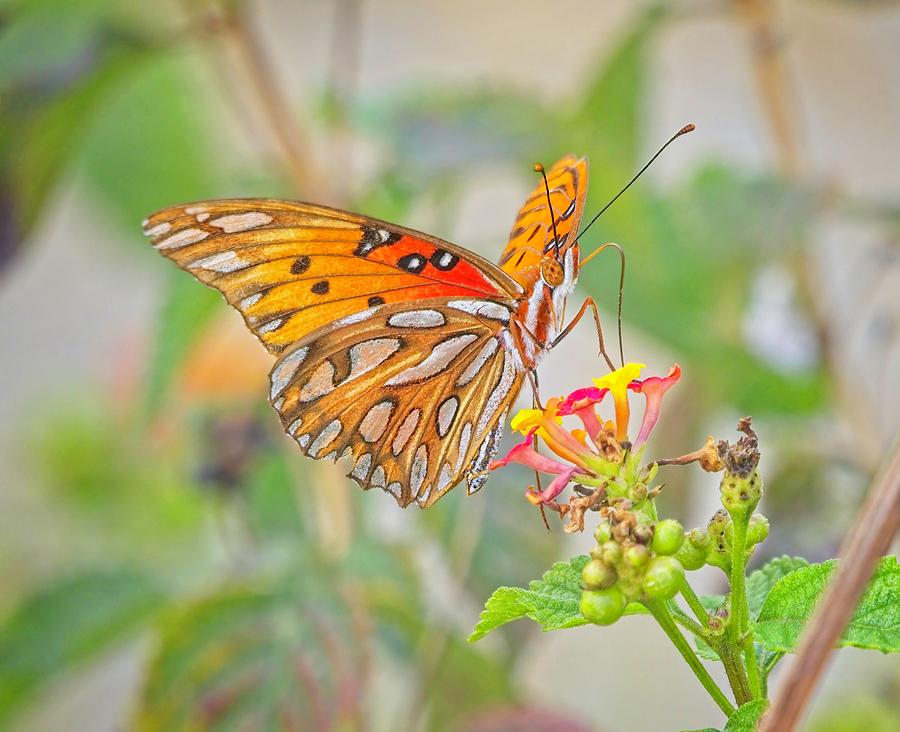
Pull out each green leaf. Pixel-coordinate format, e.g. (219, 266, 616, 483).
(0, 568, 167, 726)
(79, 52, 226, 232)
(754, 556, 900, 654)
(469, 556, 645, 642)
(724, 700, 768, 731)
(571, 5, 665, 170)
(136, 583, 366, 731)
(2, 43, 153, 238)
(746, 556, 809, 620)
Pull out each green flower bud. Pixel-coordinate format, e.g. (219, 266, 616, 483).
(625, 544, 650, 568)
(651, 519, 685, 556)
(675, 537, 706, 571)
(642, 556, 685, 601)
(633, 524, 653, 545)
(594, 521, 613, 545)
(707, 509, 730, 540)
(629, 483, 648, 502)
(688, 527, 710, 549)
(747, 513, 769, 546)
(720, 470, 763, 519)
(707, 614, 726, 636)
(600, 541, 623, 567)
(582, 558, 618, 590)
(580, 586, 627, 625)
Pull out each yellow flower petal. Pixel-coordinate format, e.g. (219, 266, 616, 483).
(592, 362, 645, 392)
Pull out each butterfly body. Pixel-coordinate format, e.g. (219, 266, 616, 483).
(143, 156, 589, 507)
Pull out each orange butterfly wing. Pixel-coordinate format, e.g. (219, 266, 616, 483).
(142, 200, 524, 355)
(499, 156, 588, 288)
(143, 199, 528, 506)
(269, 298, 524, 506)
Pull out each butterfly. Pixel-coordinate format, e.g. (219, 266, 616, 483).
(142, 156, 611, 507)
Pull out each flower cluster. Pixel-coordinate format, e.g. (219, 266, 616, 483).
(490, 362, 681, 510)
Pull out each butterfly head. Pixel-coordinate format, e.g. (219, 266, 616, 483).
(539, 253, 566, 288)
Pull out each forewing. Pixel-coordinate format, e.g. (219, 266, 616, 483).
(499, 156, 588, 283)
(142, 199, 523, 355)
(268, 298, 526, 507)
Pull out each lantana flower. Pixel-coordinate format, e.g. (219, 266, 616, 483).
(490, 363, 681, 507)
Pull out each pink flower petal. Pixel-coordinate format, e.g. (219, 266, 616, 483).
(489, 432, 572, 475)
(631, 363, 682, 448)
(535, 468, 579, 503)
(557, 386, 608, 415)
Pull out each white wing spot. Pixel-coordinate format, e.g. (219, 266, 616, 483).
(287, 418, 302, 435)
(352, 453, 372, 480)
(437, 463, 454, 491)
(298, 360, 336, 403)
(270, 346, 309, 400)
(455, 422, 473, 472)
(447, 300, 510, 322)
(385, 334, 478, 386)
(457, 338, 499, 386)
(388, 310, 445, 328)
(411, 444, 429, 496)
(157, 227, 209, 249)
(385, 482, 402, 497)
(476, 352, 518, 437)
(258, 318, 283, 334)
(209, 212, 273, 233)
(144, 222, 171, 237)
(392, 409, 421, 455)
(370, 465, 386, 488)
(359, 400, 395, 442)
(347, 338, 402, 383)
(185, 206, 207, 214)
(309, 419, 342, 457)
(240, 292, 263, 309)
(196, 212, 210, 222)
(192, 250, 250, 273)
(297, 433, 311, 448)
(437, 397, 459, 437)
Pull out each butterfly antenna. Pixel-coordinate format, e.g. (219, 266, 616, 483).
(534, 162, 562, 258)
(578, 123, 695, 241)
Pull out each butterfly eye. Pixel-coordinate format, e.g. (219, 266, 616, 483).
(541, 258, 565, 287)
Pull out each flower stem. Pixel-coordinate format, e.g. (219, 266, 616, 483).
(668, 601, 705, 637)
(728, 512, 762, 700)
(645, 600, 735, 718)
(680, 577, 709, 627)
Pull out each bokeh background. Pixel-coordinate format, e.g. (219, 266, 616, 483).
(1, 1, 898, 730)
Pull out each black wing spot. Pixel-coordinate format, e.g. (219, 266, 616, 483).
(368, 296, 385, 306)
(355, 226, 402, 257)
(311, 280, 330, 295)
(398, 253, 427, 274)
(430, 249, 459, 271)
(291, 255, 311, 274)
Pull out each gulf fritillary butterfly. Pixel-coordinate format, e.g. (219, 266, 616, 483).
(143, 156, 604, 507)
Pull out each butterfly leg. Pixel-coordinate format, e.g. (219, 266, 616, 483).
(530, 373, 551, 531)
(550, 297, 616, 371)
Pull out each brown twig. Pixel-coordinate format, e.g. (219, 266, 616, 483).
(760, 438, 900, 732)
(221, 3, 333, 201)
(734, 0, 801, 178)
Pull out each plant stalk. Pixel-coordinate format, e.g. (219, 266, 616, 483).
(646, 600, 735, 718)
(729, 513, 762, 699)
(680, 577, 710, 627)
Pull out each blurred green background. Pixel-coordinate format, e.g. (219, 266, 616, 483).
(0, 1, 898, 730)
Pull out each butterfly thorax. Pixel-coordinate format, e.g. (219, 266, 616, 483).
(511, 247, 579, 368)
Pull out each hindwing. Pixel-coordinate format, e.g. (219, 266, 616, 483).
(268, 298, 525, 507)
